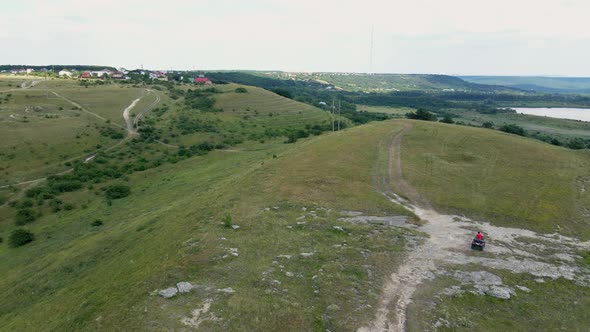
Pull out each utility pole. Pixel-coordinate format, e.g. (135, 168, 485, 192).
(370, 25, 374, 74)
(337, 100, 341, 131)
(331, 99, 335, 132)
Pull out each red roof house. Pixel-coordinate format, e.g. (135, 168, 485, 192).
(79, 71, 91, 79)
(194, 77, 211, 84)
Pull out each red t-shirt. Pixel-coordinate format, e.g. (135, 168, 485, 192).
(476, 233, 483, 240)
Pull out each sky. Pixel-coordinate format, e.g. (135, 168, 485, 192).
(1, 0, 589, 76)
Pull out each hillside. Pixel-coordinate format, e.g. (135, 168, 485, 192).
(461, 76, 590, 93)
(258, 72, 515, 93)
(1, 76, 589, 331)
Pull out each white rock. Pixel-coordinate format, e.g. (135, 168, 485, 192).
(277, 254, 292, 259)
(159, 287, 178, 298)
(286, 272, 294, 277)
(333, 226, 345, 232)
(486, 286, 512, 299)
(516, 285, 531, 293)
(231, 225, 240, 230)
(300, 252, 314, 257)
(217, 287, 235, 293)
(177, 282, 194, 293)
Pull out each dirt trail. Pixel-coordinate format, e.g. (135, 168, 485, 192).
(359, 123, 590, 332)
(123, 98, 141, 134)
(1, 91, 160, 189)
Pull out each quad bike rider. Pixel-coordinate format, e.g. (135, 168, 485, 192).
(471, 231, 485, 251)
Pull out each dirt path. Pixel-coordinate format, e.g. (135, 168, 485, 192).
(1, 91, 158, 189)
(123, 98, 141, 134)
(359, 123, 590, 332)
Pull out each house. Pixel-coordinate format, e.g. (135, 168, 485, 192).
(79, 71, 91, 79)
(194, 77, 211, 85)
(91, 69, 113, 77)
(59, 70, 73, 77)
(111, 72, 125, 79)
(26, 68, 34, 74)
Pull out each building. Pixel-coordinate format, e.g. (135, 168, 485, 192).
(79, 71, 91, 79)
(194, 77, 211, 85)
(59, 70, 73, 77)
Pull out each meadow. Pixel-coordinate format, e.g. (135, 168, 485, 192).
(400, 120, 590, 239)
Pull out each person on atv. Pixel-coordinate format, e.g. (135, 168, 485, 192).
(476, 232, 483, 240)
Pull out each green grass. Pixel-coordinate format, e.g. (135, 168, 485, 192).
(401, 120, 590, 239)
(358, 105, 414, 116)
(450, 108, 590, 140)
(0, 121, 414, 330)
(407, 268, 590, 332)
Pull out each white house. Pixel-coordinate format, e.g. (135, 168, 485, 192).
(59, 70, 73, 77)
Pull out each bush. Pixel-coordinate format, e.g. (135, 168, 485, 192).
(272, 88, 292, 99)
(440, 114, 454, 124)
(15, 208, 36, 225)
(91, 219, 103, 227)
(482, 121, 494, 129)
(499, 124, 526, 136)
(406, 109, 436, 121)
(9, 229, 35, 247)
(222, 214, 233, 228)
(104, 184, 131, 199)
(235, 87, 248, 93)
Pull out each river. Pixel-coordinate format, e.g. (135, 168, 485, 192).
(513, 107, 590, 122)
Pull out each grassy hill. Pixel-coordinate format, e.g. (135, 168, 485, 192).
(1, 73, 589, 331)
(0, 121, 414, 331)
(401, 120, 590, 239)
(0, 79, 150, 183)
(259, 72, 514, 93)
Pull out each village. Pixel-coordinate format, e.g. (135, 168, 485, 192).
(0, 66, 212, 85)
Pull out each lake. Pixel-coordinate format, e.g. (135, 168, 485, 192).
(512, 107, 590, 122)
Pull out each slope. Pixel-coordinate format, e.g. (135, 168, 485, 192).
(0, 122, 413, 331)
(400, 120, 590, 239)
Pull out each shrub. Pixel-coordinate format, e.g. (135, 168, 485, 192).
(91, 219, 103, 227)
(499, 124, 526, 136)
(482, 121, 494, 129)
(222, 214, 233, 228)
(9, 229, 35, 247)
(104, 184, 131, 199)
(440, 114, 454, 124)
(406, 109, 436, 121)
(272, 88, 292, 99)
(15, 208, 36, 225)
(235, 87, 248, 93)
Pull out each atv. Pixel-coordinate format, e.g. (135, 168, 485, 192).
(471, 238, 485, 251)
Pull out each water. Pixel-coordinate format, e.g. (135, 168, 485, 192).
(513, 107, 590, 122)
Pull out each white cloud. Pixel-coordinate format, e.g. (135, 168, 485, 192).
(1, 0, 589, 75)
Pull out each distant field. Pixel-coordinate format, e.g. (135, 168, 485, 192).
(401, 120, 590, 239)
(357, 105, 414, 116)
(450, 108, 590, 140)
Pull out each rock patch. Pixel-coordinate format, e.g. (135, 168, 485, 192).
(158, 281, 194, 298)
